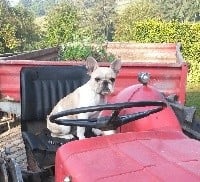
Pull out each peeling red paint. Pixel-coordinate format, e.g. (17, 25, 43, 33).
(0, 60, 187, 104)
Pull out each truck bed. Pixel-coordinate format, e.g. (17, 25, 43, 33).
(0, 60, 187, 116)
(0, 43, 187, 105)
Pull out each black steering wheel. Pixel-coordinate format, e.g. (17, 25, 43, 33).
(49, 101, 167, 131)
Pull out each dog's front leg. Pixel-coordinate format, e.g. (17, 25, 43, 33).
(77, 126, 86, 139)
(76, 113, 88, 139)
(92, 111, 103, 136)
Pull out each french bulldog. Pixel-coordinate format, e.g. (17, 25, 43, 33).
(47, 56, 121, 139)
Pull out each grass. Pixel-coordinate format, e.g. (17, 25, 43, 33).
(186, 84, 200, 119)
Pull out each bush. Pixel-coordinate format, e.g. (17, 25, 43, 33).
(60, 42, 116, 62)
(114, 19, 200, 84)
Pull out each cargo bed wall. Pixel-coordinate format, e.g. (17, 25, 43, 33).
(106, 42, 182, 63)
(0, 43, 188, 115)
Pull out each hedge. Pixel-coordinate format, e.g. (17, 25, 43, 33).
(114, 19, 200, 84)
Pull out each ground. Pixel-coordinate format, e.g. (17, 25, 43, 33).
(186, 84, 200, 119)
(0, 123, 27, 170)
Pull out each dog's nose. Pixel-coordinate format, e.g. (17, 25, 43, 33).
(103, 80, 108, 86)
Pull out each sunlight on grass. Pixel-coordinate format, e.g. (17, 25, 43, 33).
(186, 84, 200, 119)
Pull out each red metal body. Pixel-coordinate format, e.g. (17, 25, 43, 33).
(0, 43, 197, 181)
(55, 84, 200, 182)
(115, 84, 181, 132)
(0, 60, 187, 104)
(56, 130, 200, 182)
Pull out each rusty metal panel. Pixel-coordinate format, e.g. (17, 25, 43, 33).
(0, 42, 188, 111)
(106, 42, 179, 63)
(0, 47, 59, 61)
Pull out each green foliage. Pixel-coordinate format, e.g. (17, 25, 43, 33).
(45, 2, 80, 46)
(83, 0, 117, 41)
(0, 0, 42, 53)
(152, 0, 200, 22)
(0, 23, 19, 52)
(60, 42, 92, 61)
(182, 42, 200, 84)
(117, 0, 160, 22)
(114, 0, 160, 42)
(15, 0, 126, 47)
(0, 0, 19, 53)
(60, 42, 115, 62)
(186, 84, 200, 119)
(18, 0, 64, 16)
(114, 18, 200, 84)
(13, 6, 42, 51)
(59, 0, 117, 42)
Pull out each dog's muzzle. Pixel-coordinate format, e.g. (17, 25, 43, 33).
(100, 80, 111, 95)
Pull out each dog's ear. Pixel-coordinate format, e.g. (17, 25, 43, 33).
(86, 57, 98, 74)
(110, 59, 122, 74)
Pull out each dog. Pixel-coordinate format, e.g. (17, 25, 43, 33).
(47, 56, 121, 139)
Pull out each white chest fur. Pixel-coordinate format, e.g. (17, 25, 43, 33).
(77, 84, 106, 118)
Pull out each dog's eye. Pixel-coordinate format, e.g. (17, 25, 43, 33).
(95, 77, 101, 82)
(110, 78, 115, 82)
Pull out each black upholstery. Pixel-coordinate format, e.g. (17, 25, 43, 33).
(20, 65, 90, 133)
(20, 65, 90, 169)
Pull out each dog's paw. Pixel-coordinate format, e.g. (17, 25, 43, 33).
(92, 128, 103, 136)
(62, 134, 75, 140)
(77, 135, 86, 140)
(51, 133, 74, 140)
(77, 126, 86, 140)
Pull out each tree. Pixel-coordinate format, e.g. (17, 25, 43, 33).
(116, 0, 160, 22)
(114, 0, 160, 40)
(152, 0, 200, 22)
(0, 0, 19, 53)
(69, 0, 117, 41)
(13, 6, 42, 51)
(45, 2, 80, 46)
(82, 0, 117, 41)
(18, 0, 32, 8)
(18, 0, 64, 16)
(0, 0, 42, 53)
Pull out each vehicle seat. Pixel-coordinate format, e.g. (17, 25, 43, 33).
(20, 65, 90, 170)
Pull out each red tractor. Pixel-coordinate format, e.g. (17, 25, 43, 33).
(53, 73, 200, 182)
(0, 43, 200, 181)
